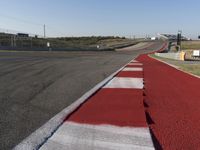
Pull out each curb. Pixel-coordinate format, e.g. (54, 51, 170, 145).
(13, 42, 168, 150)
(39, 59, 155, 150)
(13, 57, 138, 150)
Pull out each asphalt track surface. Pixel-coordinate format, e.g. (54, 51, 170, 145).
(0, 41, 163, 150)
(137, 54, 200, 149)
(116, 42, 155, 51)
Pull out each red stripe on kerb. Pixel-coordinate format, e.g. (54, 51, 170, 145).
(67, 89, 147, 127)
(117, 71, 143, 78)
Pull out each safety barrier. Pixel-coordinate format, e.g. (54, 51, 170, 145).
(155, 51, 185, 61)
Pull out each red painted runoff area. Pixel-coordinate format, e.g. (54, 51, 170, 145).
(67, 88, 147, 127)
(117, 71, 143, 78)
(137, 54, 200, 149)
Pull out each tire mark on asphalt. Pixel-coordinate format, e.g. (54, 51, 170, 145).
(0, 57, 45, 70)
(0, 60, 47, 77)
(25, 73, 66, 104)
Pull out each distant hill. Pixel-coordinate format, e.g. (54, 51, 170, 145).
(0, 33, 143, 51)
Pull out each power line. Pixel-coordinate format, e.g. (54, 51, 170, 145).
(0, 13, 46, 37)
(0, 13, 68, 37)
(0, 13, 43, 26)
(0, 27, 44, 37)
(45, 25, 67, 37)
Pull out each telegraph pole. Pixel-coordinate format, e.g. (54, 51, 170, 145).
(44, 24, 46, 38)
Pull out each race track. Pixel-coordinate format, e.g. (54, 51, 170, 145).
(0, 41, 163, 150)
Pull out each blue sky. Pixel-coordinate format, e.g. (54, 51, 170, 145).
(0, 0, 199, 38)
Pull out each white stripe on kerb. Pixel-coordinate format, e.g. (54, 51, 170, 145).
(40, 121, 154, 150)
(103, 77, 143, 89)
(128, 63, 143, 66)
(122, 67, 143, 72)
(131, 60, 138, 63)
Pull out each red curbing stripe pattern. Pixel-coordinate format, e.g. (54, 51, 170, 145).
(67, 88, 146, 127)
(14, 42, 169, 150)
(117, 71, 143, 78)
(126, 65, 143, 68)
(39, 61, 155, 150)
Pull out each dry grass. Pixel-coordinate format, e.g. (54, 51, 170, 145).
(151, 54, 200, 77)
(182, 41, 200, 50)
(179, 64, 200, 76)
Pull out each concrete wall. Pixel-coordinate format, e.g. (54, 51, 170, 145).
(155, 52, 185, 61)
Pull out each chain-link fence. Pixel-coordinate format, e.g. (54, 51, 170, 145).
(0, 28, 49, 50)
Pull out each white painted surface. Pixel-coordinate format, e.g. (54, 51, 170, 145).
(40, 121, 154, 150)
(128, 63, 143, 66)
(47, 42, 50, 47)
(193, 50, 200, 57)
(103, 77, 143, 89)
(131, 60, 138, 63)
(122, 67, 143, 72)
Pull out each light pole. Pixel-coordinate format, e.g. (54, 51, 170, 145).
(177, 30, 182, 51)
(44, 24, 46, 38)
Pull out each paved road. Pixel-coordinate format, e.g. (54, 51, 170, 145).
(0, 41, 163, 149)
(116, 42, 155, 51)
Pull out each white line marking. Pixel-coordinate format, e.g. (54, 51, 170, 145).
(128, 63, 143, 66)
(103, 77, 143, 89)
(122, 67, 143, 72)
(131, 60, 139, 63)
(40, 121, 154, 150)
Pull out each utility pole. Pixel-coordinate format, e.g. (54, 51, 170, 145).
(177, 30, 182, 51)
(44, 24, 46, 38)
(10, 35, 13, 47)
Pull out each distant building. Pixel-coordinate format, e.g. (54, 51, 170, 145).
(0, 32, 15, 36)
(158, 33, 189, 41)
(151, 37, 158, 40)
(17, 33, 29, 38)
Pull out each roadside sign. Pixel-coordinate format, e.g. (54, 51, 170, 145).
(47, 42, 50, 47)
(193, 50, 200, 57)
